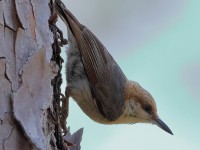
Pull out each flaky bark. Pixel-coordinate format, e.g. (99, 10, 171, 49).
(0, 0, 83, 149)
(0, 0, 58, 149)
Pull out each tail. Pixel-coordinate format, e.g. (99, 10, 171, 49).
(54, 0, 84, 36)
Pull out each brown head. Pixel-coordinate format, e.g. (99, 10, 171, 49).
(114, 80, 173, 135)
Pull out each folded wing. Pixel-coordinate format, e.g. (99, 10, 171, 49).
(55, 0, 127, 120)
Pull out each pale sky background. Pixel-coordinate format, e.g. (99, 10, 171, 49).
(58, 0, 200, 150)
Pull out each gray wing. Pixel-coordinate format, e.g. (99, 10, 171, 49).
(55, 0, 127, 120)
(79, 28, 127, 120)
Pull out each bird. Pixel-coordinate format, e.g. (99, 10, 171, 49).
(54, 0, 173, 135)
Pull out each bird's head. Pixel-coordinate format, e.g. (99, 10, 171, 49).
(115, 80, 173, 135)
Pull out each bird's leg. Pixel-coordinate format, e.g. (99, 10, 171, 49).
(60, 88, 70, 135)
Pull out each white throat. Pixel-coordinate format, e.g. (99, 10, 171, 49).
(110, 100, 149, 124)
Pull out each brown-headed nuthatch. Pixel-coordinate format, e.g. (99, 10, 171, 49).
(54, 0, 173, 135)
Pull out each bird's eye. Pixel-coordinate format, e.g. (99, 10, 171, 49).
(144, 105, 152, 113)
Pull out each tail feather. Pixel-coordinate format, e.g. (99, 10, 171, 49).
(54, 0, 83, 35)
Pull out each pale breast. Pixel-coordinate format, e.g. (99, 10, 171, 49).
(66, 32, 109, 124)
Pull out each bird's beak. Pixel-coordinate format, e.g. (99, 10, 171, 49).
(154, 118, 173, 135)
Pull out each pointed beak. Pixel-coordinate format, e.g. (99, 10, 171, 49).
(154, 118, 173, 135)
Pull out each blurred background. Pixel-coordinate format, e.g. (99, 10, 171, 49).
(58, 0, 200, 149)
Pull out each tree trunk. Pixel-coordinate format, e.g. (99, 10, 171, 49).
(0, 0, 83, 149)
(0, 0, 62, 149)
